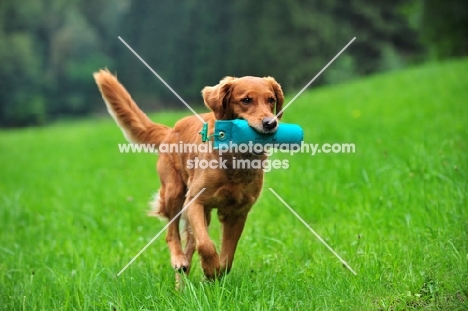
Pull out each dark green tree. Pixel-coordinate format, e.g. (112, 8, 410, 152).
(0, 0, 430, 127)
(404, 0, 468, 59)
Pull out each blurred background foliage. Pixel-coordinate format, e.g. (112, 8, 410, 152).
(0, 0, 466, 127)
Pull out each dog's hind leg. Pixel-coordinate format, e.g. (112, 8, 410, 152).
(182, 219, 196, 274)
(159, 182, 189, 273)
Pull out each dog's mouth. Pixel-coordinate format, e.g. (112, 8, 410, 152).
(223, 118, 278, 155)
(246, 120, 278, 156)
(251, 125, 278, 134)
(246, 120, 279, 135)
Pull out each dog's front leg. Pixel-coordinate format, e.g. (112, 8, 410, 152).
(219, 214, 248, 274)
(185, 200, 220, 279)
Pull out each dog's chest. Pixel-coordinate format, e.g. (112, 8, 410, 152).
(204, 175, 263, 215)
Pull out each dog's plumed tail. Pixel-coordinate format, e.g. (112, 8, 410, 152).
(93, 69, 170, 145)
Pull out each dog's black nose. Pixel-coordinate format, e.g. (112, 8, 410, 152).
(262, 117, 277, 131)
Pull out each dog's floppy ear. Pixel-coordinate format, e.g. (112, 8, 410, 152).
(264, 77, 284, 119)
(202, 76, 235, 120)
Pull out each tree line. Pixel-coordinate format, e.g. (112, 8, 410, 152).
(0, 0, 466, 127)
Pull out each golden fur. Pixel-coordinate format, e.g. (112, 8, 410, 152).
(94, 70, 284, 279)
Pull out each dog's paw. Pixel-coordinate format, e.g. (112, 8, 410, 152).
(171, 254, 189, 272)
(196, 243, 221, 279)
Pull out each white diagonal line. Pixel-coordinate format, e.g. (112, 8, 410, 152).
(268, 188, 357, 275)
(117, 188, 206, 276)
(118, 36, 206, 124)
(271, 37, 356, 123)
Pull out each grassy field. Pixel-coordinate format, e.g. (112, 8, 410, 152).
(1, 59, 467, 310)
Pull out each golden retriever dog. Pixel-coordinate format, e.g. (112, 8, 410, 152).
(93, 70, 284, 280)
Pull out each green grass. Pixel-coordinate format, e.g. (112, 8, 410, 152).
(1, 59, 467, 310)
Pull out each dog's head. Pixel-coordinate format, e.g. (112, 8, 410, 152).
(202, 76, 284, 133)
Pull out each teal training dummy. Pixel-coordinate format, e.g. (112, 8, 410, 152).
(200, 119, 303, 150)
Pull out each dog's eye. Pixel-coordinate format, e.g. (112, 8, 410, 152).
(241, 97, 252, 104)
(268, 97, 275, 104)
